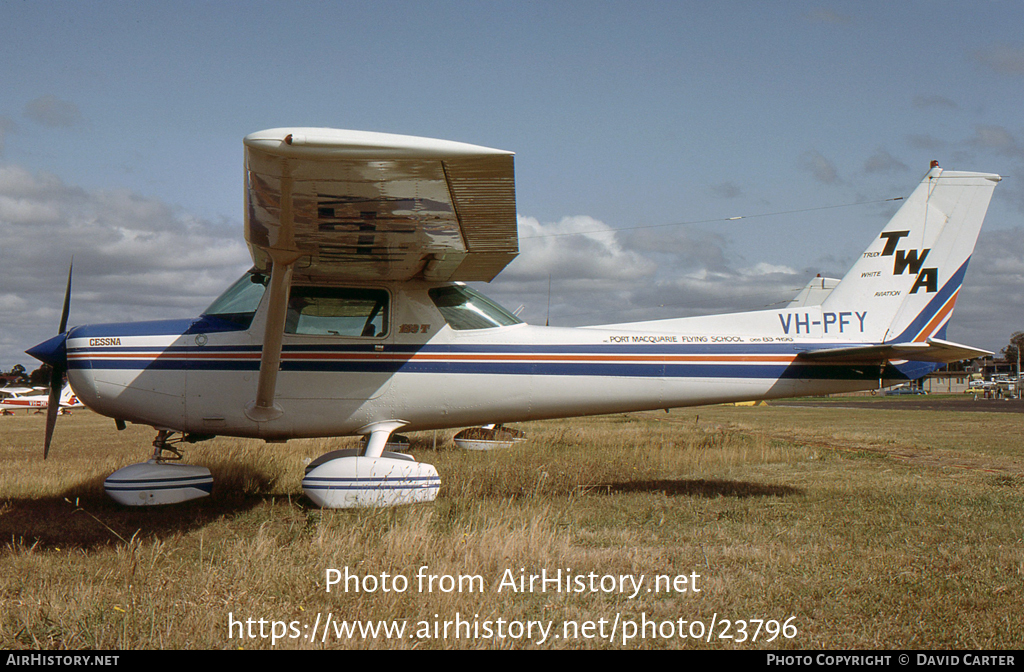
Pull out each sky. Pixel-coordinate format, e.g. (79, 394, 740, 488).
(2, 1, 1023, 371)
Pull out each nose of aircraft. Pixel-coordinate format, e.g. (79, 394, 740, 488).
(26, 332, 69, 370)
(26, 329, 72, 459)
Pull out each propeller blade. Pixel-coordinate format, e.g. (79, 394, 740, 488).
(43, 367, 62, 460)
(58, 259, 73, 334)
(43, 259, 73, 460)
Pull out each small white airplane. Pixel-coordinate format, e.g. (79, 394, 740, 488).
(27, 129, 1001, 508)
(0, 383, 82, 414)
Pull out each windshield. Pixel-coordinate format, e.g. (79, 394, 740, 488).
(428, 285, 522, 330)
(202, 270, 268, 327)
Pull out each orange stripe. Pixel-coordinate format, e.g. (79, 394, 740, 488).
(913, 288, 959, 342)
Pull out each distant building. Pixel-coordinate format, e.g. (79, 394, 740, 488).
(970, 356, 1017, 379)
(922, 369, 969, 394)
(922, 356, 1020, 395)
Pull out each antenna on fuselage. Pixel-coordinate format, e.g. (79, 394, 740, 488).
(545, 274, 551, 327)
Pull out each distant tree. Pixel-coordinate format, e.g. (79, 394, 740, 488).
(1002, 331, 1024, 366)
(4, 364, 28, 383)
(28, 364, 52, 387)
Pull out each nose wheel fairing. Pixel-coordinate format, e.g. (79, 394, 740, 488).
(103, 461, 213, 506)
(102, 430, 215, 506)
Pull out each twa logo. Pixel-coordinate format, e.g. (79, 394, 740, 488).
(878, 231, 936, 293)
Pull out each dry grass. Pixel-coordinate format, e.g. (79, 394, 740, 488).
(1, 403, 1022, 649)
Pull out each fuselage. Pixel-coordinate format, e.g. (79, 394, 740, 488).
(0, 394, 48, 411)
(0, 384, 81, 411)
(63, 276, 907, 440)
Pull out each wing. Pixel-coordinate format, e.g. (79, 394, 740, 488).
(243, 128, 517, 283)
(797, 337, 991, 365)
(0, 387, 34, 396)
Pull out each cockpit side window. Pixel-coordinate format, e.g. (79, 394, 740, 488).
(428, 285, 522, 330)
(285, 287, 389, 338)
(202, 270, 268, 328)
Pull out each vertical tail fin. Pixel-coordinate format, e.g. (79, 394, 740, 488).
(820, 166, 1000, 343)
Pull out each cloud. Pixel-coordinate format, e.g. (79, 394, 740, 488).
(906, 134, 947, 151)
(510, 215, 657, 282)
(0, 164, 251, 368)
(0, 116, 16, 155)
(912, 95, 958, 110)
(625, 263, 801, 318)
(974, 44, 1024, 75)
(23, 95, 82, 128)
(798, 150, 841, 184)
(482, 214, 807, 328)
(967, 124, 1024, 159)
(950, 227, 1024, 351)
(863, 148, 909, 174)
(621, 226, 732, 274)
(710, 181, 743, 199)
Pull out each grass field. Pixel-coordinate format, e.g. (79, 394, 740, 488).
(1, 399, 1022, 649)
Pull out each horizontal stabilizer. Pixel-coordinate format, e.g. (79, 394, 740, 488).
(797, 338, 991, 365)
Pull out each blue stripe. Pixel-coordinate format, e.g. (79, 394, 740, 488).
(303, 484, 440, 492)
(69, 357, 899, 380)
(73, 359, 260, 371)
(69, 341, 868, 357)
(70, 341, 832, 355)
(105, 482, 213, 493)
(105, 474, 212, 485)
(890, 257, 970, 343)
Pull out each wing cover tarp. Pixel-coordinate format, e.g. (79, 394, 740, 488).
(243, 128, 517, 283)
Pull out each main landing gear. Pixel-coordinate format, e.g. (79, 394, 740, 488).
(301, 421, 441, 509)
(101, 423, 440, 509)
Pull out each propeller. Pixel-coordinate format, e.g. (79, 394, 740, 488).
(44, 262, 74, 457)
(25, 260, 73, 459)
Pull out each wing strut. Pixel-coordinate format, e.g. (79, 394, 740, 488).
(245, 249, 301, 422)
(245, 156, 304, 423)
